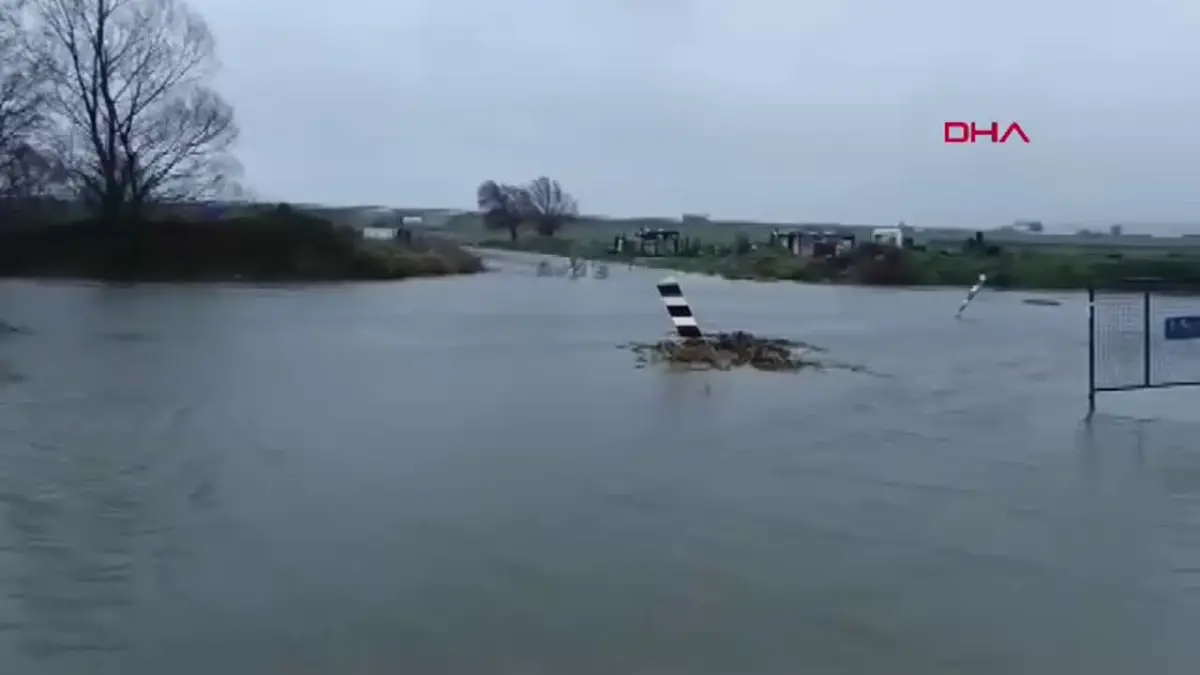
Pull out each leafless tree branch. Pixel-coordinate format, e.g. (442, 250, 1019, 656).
(29, 0, 238, 223)
(0, 0, 57, 198)
(477, 179, 533, 241)
(522, 176, 578, 235)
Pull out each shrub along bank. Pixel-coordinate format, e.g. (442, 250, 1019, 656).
(0, 207, 484, 282)
(477, 236, 1200, 289)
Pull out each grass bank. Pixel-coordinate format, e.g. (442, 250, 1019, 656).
(0, 209, 484, 282)
(475, 236, 1200, 290)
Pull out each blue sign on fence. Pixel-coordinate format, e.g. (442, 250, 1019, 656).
(1164, 316, 1200, 340)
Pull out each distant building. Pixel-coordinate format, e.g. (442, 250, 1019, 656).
(870, 227, 905, 247)
(1110, 224, 1123, 236)
(361, 226, 398, 240)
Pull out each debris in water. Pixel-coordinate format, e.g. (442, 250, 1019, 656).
(619, 331, 837, 372)
(1022, 298, 1062, 306)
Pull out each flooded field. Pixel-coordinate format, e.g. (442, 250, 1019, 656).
(1, 254, 1198, 674)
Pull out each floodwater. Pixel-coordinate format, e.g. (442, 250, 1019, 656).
(0, 252, 1198, 675)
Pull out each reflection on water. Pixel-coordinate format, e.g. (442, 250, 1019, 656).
(2, 436, 137, 657)
(0, 265, 1198, 674)
(1078, 416, 1200, 597)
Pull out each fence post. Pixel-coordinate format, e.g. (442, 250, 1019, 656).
(1087, 285, 1096, 415)
(1142, 290, 1152, 388)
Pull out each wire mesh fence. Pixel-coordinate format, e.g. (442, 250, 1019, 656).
(1089, 280, 1200, 412)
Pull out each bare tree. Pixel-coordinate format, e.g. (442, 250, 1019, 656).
(0, 142, 69, 202)
(522, 176, 578, 236)
(476, 179, 504, 213)
(0, 0, 55, 198)
(29, 0, 238, 224)
(476, 179, 528, 241)
(504, 183, 534, 216)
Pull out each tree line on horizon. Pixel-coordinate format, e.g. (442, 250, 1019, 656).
(0, 0, 245, 226)
(476, 177, 579, 241)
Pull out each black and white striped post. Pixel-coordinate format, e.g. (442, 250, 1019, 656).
(955, 273, 988, 318)
(655, 276, 728, 370)
(656, 276, 703, 338)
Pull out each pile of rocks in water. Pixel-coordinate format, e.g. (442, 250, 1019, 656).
(621, 330, 826, 372)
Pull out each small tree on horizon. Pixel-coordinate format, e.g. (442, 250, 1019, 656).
(522, 176, 577, 236)
(476, 179, 528, 241)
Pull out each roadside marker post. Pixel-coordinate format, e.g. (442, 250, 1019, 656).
(656, 276, 702, 338)
(956, 273, 988, 318)
(655, 276, 727, 369)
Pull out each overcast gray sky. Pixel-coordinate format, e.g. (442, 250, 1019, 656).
(200, 0, 1200, 230)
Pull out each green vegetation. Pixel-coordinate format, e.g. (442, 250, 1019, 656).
(0, 206, 483, 282)
(865, 247, 1200, 289)
(474, 234, 1200, 290)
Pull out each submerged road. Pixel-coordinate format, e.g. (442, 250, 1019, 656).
(0, 258, 1198, 674)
